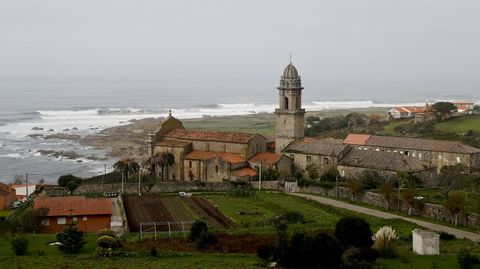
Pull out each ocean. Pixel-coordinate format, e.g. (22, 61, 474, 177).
(0, 79, 478, 183)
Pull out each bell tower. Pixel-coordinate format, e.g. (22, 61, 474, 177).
(275, 62, 305, 153)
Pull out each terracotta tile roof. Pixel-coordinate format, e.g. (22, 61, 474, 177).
(339, 149, 434, 172)
(365, 135, 480, 154)
(34, 196, 112, 217)
(164, 129, 257, 143)
(393, 106, 426, 113)
(184, 150, 246, 164)
(249, 152, 282, 165)
(155, 139, 192, 148)
(232, 167, 258, 177)
(343, 134, 371, 145)
(284, 138, 351, 157)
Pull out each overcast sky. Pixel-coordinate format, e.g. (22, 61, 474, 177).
(1, 0, 480, 93)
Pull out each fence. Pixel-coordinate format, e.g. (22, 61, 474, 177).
(139, 221, 195, 239)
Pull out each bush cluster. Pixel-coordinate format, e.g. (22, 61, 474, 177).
(189, 220, 218, 250)
(10, 236, 28, 256)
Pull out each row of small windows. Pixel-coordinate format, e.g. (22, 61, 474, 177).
(359, 147, 462, 163)
(41, 216, 88, 226)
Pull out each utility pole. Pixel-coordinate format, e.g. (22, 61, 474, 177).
(335, 176, 339, 198)
(121, 173, 124, 194)
(258, 162, 262, 190)
(25, 173, 29, 197)
(102, 163, 106, 189)
(138, 164, 142, 196)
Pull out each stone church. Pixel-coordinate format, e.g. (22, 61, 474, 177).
(147, 62, 302, 182)
(147, 62, 445, 183)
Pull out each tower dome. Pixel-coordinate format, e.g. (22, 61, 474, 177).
(282, 63, 299, 79)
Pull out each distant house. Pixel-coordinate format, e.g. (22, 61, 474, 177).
(344, 134, 480, 173)
(0, 182, 16, 210)
(34, 196, 113, 233)
(283, 138, 351, 178)
(248, 152, 292, 177)
(338, 149, 437, 185)
(452, 101, 475, 113)
(387, 106, 426, 119)
(11, 184, 37, 199)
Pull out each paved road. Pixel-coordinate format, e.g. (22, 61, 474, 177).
(290, 193, 480, 241)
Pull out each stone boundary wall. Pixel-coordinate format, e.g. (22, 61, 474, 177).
(75, 181, 231, 194)
(298, 185, 480, 228)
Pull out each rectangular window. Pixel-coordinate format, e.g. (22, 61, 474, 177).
(438, 155, 442, 160)
(418, 153, 423, 159)
(323, 158, 329, 165)
(341, 170, 345, 177)
(72, 217, 78, 222)
(189, 161, 192, 168)
(306, 156, 311, 163)
(41, 218, 50, 226)
(457, 156, 461, 163)
(57, 217, 66, 225)
(82, 216, 88, 221)
(412, 152, 416, 157)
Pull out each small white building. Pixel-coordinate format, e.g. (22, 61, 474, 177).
(412, 229, 440, 255)
(11, 184, 37, 198)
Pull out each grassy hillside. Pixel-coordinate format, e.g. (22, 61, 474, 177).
(434, 115, 480, 133)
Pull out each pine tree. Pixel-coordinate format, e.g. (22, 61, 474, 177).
(56, 223, 86, 253)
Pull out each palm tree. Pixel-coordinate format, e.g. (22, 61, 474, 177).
(160, 152, 175, 181)
(113, 158, 140, 183)
(142, 153, 165, 180)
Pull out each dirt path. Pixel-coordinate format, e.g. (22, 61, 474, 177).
(290, 193, 480, 241)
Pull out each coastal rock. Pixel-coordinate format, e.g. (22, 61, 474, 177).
(36, 149, 83, 160)
(31, 127, 44, 131)
(44, 133, 81, 141)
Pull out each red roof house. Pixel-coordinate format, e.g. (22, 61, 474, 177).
(0, 182, 16, 210)
(34, 196, 113, 233)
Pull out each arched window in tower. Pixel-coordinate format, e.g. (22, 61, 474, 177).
(285, 97, 289, 110)
(215, 165, 219, 173)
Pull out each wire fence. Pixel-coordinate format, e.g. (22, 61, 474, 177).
(139, 221, 195, 239)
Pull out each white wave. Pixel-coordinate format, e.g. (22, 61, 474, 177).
(0, 153, 23, 158)
(0, 99, 465, 139)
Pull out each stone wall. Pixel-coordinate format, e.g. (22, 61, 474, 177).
(298, 185, 480, 228)
(76, 181, 231, 194)
(249, 180, 281, 190)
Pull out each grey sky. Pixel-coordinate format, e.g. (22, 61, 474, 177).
(1, 0, 480, 93)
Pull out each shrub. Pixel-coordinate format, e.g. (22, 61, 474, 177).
(280, 231, 343, 269)
(96, 235, 118, 249)
(257, 244, 274, 262)
(458, 249, 480, 269)
(56, 223, 86, 253)
(335, 217, 373, 249)
(320, 167, 340, 182)
(93, 246, 113, 257)
(189, 220, 208, 241)
(10, 236, 28, 256)
(278, 211, 305, 224)
(97, 229, 116, 238)
(150, 247, 158, 257)
(372, 226, 399, 258)
(439, 231, 455, 241)
(196, 230, 218, 250)
(343, 248, 376, 269)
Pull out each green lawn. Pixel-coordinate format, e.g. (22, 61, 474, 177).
(434, 116, 480, 133)
(0, 210, 11, 217)
(207, 191, 419, 238)
(0, 253, 261, 269)
(382, 119, 413, 135)
(1, 192, 477, 268)
(376, 255, 458, 269)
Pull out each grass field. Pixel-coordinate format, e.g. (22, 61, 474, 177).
(207, 191, 420, 238)
(1, 192, 477, 268)
(0, 210, 11, 217)
(434, 116, 480, 133)
(0, 253, 261, 269)
(381, 119, 413, 135)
